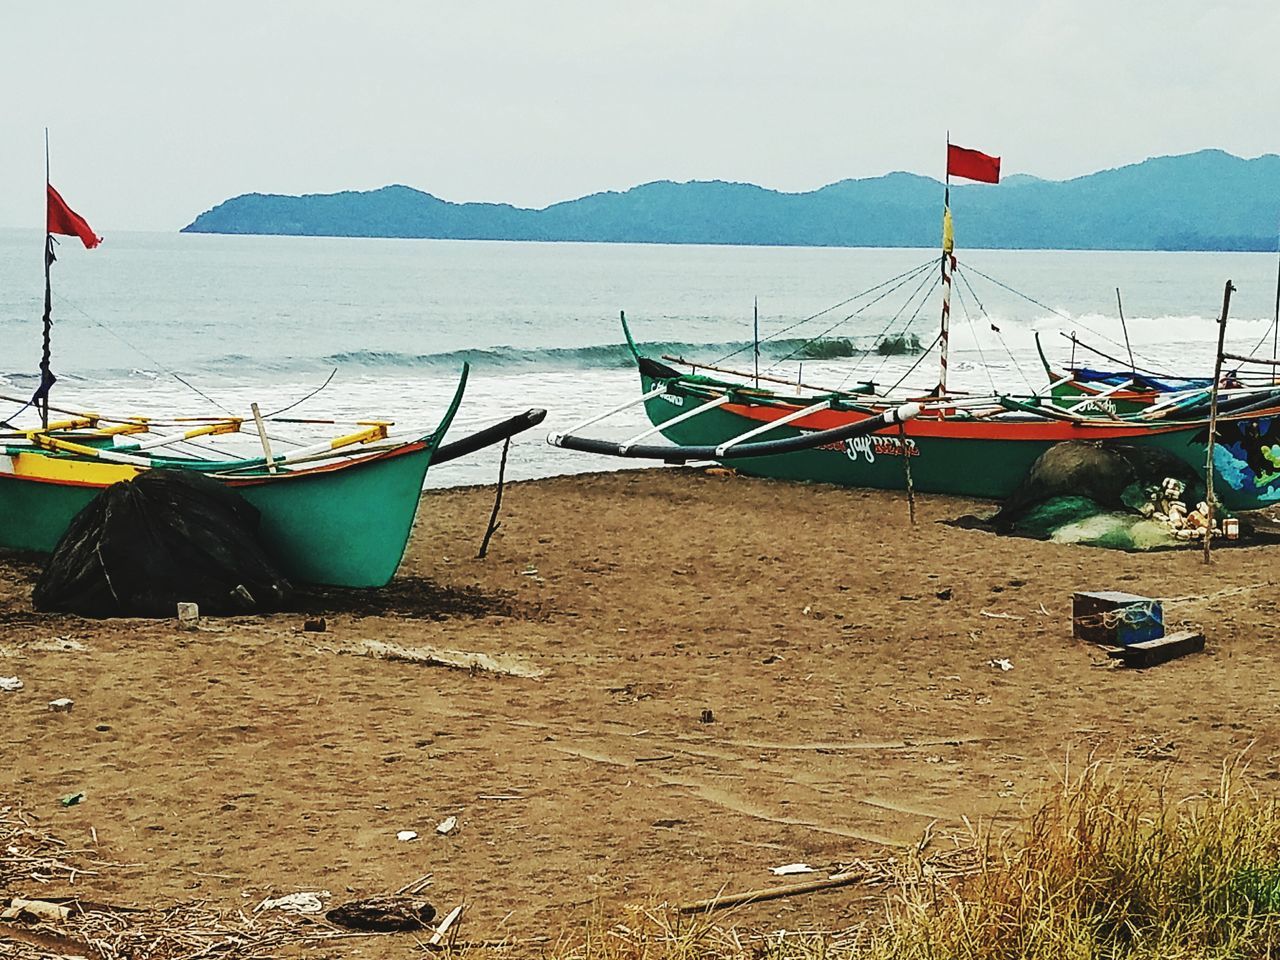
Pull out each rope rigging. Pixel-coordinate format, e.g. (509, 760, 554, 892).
(770, 258, 938, 372)
(950, 274, 996, 394)
(959, 262, 1170, 375)
(860, 272, 943, 388)
(953, 265, 1036, 393)
(886, 331, 943, 394)
(712, 256, 936, 367)
(53, 291, 236, 415)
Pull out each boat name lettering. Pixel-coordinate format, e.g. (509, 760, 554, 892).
(659, 393, 684, 407)
(1075, 397, 1117, 415)
(844, 435, 919, 463)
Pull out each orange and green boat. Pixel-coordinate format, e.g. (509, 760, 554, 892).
(551, 142, 1280, 510)
(600, 315, 1280, 510)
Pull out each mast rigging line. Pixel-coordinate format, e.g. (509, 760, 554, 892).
(823, 263, 939, 387)
(772, 258, 937, 370)
(1059, 332, 1183, 380)
(886, 331, 944, 394)
(958, 262, 1167, 373)
(952, 266, 1036, 393)
(950, 277, 997, 394)
(711, 256, 937, 367)
(862, 272, 943, 387)
(48, 291, 235, 415)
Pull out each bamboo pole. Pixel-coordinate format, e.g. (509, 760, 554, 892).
(1203, 279, 1235, 565)
(1116, 287, 1135, 373)
(250, 402, 278, 474)
(900, 420, 916, 525)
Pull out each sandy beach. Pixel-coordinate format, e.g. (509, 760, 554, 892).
(4, 467, 1280, 954)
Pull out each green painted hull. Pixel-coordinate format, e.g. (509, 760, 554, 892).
(636, 369, 1280, 511)
(0, 369, 468, 588)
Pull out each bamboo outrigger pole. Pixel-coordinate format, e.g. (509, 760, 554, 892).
(1203, 279, 1235, 566)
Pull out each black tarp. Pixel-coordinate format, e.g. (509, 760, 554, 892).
(33, 469, 291, 617)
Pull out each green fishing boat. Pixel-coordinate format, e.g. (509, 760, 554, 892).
(610, 319, 1280, 510)
(1, 368, 469, 588)
(551, 142, 1280, 512)
(3, 167, 547, 589)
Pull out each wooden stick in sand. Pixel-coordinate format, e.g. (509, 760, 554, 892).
(478, 437, 510, 559)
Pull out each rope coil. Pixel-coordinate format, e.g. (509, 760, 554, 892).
(1073, 601, 1162, 630)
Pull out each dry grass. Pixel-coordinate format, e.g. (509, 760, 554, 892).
(7, 761, 1280, 958)
(468, 759, 1280, 960)
(860, 758, 1280, 960)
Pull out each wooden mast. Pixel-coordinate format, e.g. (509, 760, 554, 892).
(938, 137, 953, 396)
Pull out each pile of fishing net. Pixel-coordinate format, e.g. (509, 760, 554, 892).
(34, 469, 292, 617)
(988, 441, 1227, 551)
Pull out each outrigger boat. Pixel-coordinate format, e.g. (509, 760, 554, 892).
(550, 143, 1280, 511)
(2, 373, 472, 588)
(1, 166, 546, 588)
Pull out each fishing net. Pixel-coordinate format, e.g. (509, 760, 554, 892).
(33, 469, 291, 617)
(990, 441, 1220, 551)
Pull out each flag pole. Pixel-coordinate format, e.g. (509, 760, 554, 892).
(40, 128, 54, 429)
(938, 135, 952, 397)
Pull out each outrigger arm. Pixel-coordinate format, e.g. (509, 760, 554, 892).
(549, 401, 921, 464)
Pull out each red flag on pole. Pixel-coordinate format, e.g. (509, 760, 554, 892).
(47, 184, 101, 248)
(946, 144, 1001, 184)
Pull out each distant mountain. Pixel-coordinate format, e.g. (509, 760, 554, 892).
(181, 150, 1280, 251)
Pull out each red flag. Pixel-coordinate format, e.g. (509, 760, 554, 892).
(946, 144, 1001, 184)
(47, 184, 101, 248)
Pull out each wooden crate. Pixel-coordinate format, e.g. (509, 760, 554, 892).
(1073, 591, 1164, 646)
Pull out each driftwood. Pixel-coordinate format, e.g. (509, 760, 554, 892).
(352, 639, 544, 679)
(428, 904, 464, 946)
(676, 870, 867, 914)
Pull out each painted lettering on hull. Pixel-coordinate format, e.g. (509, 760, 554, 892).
(844, 435, 919, 464)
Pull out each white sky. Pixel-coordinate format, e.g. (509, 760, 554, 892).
(2, 0, 1278, 231)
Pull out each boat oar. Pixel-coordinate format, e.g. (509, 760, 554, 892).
(550, 402, 920, 463)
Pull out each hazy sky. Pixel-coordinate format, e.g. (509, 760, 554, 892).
(3, 1, 1278, 231)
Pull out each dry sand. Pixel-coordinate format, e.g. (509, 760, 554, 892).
(4, 468, 1280, 954)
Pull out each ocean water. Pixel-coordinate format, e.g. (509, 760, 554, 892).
(2, 228, 1278, 487)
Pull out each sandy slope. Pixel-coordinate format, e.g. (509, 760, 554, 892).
(3, 468, 1279, 953)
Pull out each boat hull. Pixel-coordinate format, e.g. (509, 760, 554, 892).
(0, 369, 468, 589)
(0, 441, 437, 589)
(637, 370, 1280, 510)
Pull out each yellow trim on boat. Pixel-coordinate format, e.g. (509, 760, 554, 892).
(31, 434, 117, 458)
(97, 422, 151, 437)
(5, 451, 140, 485)
(26, 416, 97, 436)
(330, 424, 389, 449)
